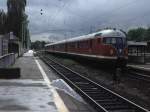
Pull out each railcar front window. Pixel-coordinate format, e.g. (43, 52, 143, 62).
(104, 38, 111, 44)
(123, 38, 127, 46)
(117, 38, 122, 44)
(103, 37, 123, 45)
(112, 38, 116, 44)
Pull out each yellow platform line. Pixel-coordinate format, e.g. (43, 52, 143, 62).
(35, 59, 70, 112)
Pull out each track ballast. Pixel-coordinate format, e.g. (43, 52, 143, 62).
(40, 55, 149, 112)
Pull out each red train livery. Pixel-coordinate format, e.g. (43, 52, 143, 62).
(45, 29, 128, 68)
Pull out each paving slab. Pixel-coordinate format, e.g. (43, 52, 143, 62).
(0, 80, 58, 112)
(36, 56, 96, 112)
(0, 50, 96, 112)
(13, 56, 43, 79)
(128, 63, 150, 71)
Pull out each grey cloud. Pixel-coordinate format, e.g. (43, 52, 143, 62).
(1, 0, 150, 41)
(0, 0, 7, 11)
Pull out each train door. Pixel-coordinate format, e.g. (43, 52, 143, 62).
(93, 34, 102, 55)
(115, 38, 124, 57)
(65, 43, 67, 52)
(89, 39, 93, 54)
(91, 39, 98, 54)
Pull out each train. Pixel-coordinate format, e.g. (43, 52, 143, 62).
(45, 29, 128, 68)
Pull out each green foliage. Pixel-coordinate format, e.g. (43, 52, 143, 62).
(143, 28, 150, 41)
(0, 0, 30, 48)
(7, 0, 27, 39)
(127, 27, 150, 41)
(0, 10, 7, 34)
(31, 41, 47, 50)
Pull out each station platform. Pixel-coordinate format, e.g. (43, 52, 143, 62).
(128, 63, 150, 71)
(0, 50, 95, 112)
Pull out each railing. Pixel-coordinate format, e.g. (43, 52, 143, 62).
(0, 53, 15, 68)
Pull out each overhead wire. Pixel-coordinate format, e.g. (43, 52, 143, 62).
(94, 0, 140, 29)
(42, 0, 139, 34)
(48, 1, 69, 28)
(120, 11, 150, 28)
(59, 0, 140, 32)
(36, 0, 148, 35)
(62, 0, 138, 24)
(99, 5, 149, 29)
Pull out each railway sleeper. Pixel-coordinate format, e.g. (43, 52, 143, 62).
(101, 104, 134, 111)
(83, 89, 103, 92)
(95, 99, 119, 102)
(52, 67, 64, 70)
(86, 92, 113, 97)
(81, 88, 99, 91)
(77, 86, 98, 89)
(98, 101, 127, 106)
(89, 96, 115, 100)
(93, 97, 122, 102)
(84, 91, 105, 94)
(66, 77, 86, 80)
(73, 81, 89, 84)
(84, 89, 111, 93)
(75, 83, 96, 86)
(41, 57, 149, 112)
(87, 93, 114, 97)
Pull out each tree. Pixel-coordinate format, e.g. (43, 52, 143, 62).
(7, 0, 27, 40)
(6, 0, 30, 49)
(143, 27, 150, 41)
(7, 0, 26, 12)
(127, 27, 146, 41)
(31, 41, 47, 50)
(0, 10, 7, 34)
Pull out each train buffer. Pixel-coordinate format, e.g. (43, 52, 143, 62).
(0, 50, 95, 112)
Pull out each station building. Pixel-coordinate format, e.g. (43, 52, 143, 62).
(0, 33, 23, 57)
(0, 35, 8, 56)
(128, 41, 150, 63)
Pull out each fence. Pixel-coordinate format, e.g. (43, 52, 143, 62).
(0, 53, 15, 68)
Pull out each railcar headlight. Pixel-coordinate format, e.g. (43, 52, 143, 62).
(125, 48, 128, 55)
(110, 49, 114, 55)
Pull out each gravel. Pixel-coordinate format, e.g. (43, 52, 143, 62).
(45, 54, 150, 110)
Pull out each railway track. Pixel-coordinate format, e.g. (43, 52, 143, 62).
(127, 66, 150, 82)
(40, 55, 149, 112)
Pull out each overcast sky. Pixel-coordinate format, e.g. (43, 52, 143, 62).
(0, 0, 150, 42)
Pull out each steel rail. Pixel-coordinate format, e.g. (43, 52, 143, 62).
(40, 55, 149, 112)
(127, 67, 150, 82)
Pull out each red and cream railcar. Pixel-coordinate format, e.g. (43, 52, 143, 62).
(45, 29, 128, 67)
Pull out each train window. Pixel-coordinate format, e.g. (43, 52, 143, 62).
(123, 38, 127, 45)
(103, 38, 111, 44)
(69, 42, 76, 48)
(103, 37, 123, 45)
(90, 40, 92, 47)
(95, 33, 102, 37)
(78, 41, 89, 48)
(117, 38, 122, 44)
(75, 42, 78, 48)
(112, 38, 116, 44)
(97, 38, 101, 44)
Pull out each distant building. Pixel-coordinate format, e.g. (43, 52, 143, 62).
(147, 41, 150, 53)
(128, 41, 147, 56)
(0, 35, 8, 56)
(128, 41, 148, 63)
(0, 32, 23, 57)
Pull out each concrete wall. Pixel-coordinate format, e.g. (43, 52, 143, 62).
(0, 53, 15, 68)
